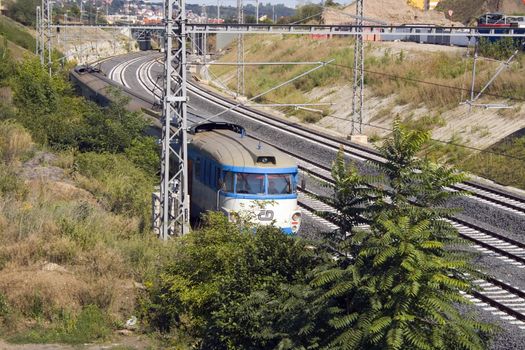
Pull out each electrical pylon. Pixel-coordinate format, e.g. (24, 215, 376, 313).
(36, 5, 43, 63)
(157, 0, 190, 239)
(236, 0, 244, 97)
(351, 0, 364, 135)
(42, 0, 53, 75)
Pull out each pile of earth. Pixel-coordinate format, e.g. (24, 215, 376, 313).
(323, 0, 462, 26)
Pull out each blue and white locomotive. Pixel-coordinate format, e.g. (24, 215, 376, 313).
(188, 122, 302, 234)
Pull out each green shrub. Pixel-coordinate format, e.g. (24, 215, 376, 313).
(124, 136, 160, 175)
(9, 305, 111, 344)
(75, 152, 154, 227)
(142, 212, 319, 349)
(0, 14, 36, 51)
(479, 37, 522, 61)
(11, 58, 149, 153)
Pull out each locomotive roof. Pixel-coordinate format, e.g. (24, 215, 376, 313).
(189, 129, 297, 170)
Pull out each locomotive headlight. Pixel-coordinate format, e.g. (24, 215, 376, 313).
(292, 213, 301, 222)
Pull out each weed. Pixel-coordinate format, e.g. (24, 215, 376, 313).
(0, 120, 33, 164)
(9, 305, 111, 344)
(370, 106, 392, 122)
(403, 114, 446, 132)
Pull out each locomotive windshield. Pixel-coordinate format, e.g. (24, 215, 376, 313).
(236, 173, 265, 194)
(268, 174, 293, 195)
(222, 171, 297, 195)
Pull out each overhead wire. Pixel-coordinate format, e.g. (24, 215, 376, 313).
(190, 32, 524, 162)
(327, 61, 525, 103)
(231, 59, 525, 162)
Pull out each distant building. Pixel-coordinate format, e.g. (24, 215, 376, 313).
(407, 0, 441, 11)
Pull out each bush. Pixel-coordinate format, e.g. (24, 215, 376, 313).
(0, 120, 33, 164)
(75, 152, 154, 227)
(142, 212, 319, 349)
(11, 58, 149, 153)
(479, 37, 522, 61)
(9, 305, 111, 345)
(125, 137, 160, 175)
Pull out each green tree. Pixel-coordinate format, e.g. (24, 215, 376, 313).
(373, 119, 467, 244)
(290, 3, 323, 24)
(5, 0, 39, 27)
(317, 148, 379, 257)
(311, 120, 492, 349)
(314, 216, 491, 350)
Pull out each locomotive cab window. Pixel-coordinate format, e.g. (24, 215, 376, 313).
(223, 171, 234, 192)
(236, 173, 265, 194)
(268, 174, 293, 195)
(194, 158, 201, 179)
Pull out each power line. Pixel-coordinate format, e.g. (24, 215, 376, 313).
(328, 62, 525, 103)
(319, 113, 525, 162)
(243, 76, 525, 162)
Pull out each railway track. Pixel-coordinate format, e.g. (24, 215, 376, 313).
(185, 79, 525, 218)
(123, 55, 525, 263)
(99, 54, 525, 330)
(108, 54, 525, 221)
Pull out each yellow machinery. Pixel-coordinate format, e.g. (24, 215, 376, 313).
(408, 0, 441, 10)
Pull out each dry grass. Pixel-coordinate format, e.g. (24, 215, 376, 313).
(0, 120, 33, 165)
(0, 122, 174, 341)
(210, 36, 525, 115)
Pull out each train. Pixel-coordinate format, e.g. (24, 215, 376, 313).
(379, 13, 525, 49)
(187, 122, 302, 234)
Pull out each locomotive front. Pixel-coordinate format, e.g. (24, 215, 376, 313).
(188, 123, 302, 235)
(219, 164, 302, 234)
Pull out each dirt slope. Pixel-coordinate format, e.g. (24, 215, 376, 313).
(323, 0, 461, 26)
(437, 0, 525, 24)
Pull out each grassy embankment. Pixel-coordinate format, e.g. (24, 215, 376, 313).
(0, 14, 35, 53)
(0, 125, 168, 345)
(0, 18, 496, 348)
(0, 26, 169, 345)
(210, 35, 525, 189)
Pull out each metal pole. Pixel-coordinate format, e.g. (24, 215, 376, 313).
(473, 50, 518, 101)
(158, 0, 190, 238)
(236, 0, 244, 97)
(469, 43, 478, 112)
(351, 0, 364, 135)
(36, 6, 42, 60)
(256, 0, 259, 24)
(42, 0, 53, 75)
